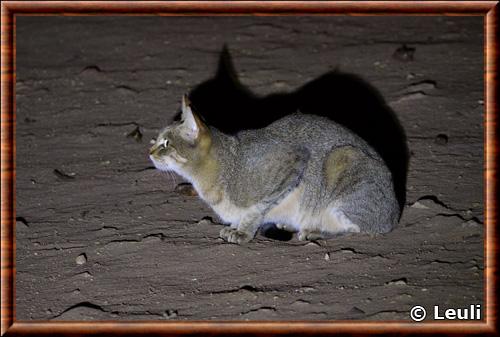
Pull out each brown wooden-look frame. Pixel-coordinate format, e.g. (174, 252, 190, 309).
(1, 1, 497, 336)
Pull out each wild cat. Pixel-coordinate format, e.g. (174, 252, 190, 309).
(150, 95, 400, 244)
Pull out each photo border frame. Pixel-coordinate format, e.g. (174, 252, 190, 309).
(1, 1, 497, 335)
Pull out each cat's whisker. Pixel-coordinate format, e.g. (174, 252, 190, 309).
(161, 170, 175, 189)
(170, 171, 179, 185)
(167, 170, 178, 189)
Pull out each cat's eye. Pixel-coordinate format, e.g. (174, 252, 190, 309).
(162, 139, 169, 148)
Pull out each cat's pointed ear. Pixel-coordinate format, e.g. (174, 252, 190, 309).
(181, 94, 192, 119)
(180, 94, 206, 142)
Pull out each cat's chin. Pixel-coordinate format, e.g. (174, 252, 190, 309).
(150, 156, 171, 172)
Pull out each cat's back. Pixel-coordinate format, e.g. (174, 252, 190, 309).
(237, 112, 376, 156)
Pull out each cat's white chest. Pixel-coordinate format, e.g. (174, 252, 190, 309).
(210, 198, 252, 225)
(192, 183, 250, 224)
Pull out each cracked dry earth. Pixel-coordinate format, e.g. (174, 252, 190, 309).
(15, 16, 483, 321)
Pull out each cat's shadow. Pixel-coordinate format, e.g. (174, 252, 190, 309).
(175, 46, 409, 242)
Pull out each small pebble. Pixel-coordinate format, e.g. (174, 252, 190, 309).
(197, 217, 215, 226)
(386, 278, 408, 286)
(76, 253, 87, 265)
(126, 126, 142, 142)
(462, 220, 480, 228)
(300, 287, 316, 293)
(53, 169, 75, 181)
(434, 134, 448, 145)
(393, 44, 416, 62)
(410, 201, 429, 209)
(175, 183, 198, 196)
(163, 310, 178, 319)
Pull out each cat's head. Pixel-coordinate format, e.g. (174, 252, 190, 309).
(149, 95, 212, 178)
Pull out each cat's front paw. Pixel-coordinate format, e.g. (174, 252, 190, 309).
(297, 229, 324, 241)
(219, 227, 253, 244)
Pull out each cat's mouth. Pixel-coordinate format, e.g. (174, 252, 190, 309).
(150, 158, 170, 173)
(149, 152, 168, 169)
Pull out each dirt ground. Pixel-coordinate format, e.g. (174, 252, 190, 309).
(15, 16, 484, 321)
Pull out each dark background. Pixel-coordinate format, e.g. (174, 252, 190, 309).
(15, 16, 483, 320)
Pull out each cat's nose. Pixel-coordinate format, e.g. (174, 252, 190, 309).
(149, 146, 157, 155)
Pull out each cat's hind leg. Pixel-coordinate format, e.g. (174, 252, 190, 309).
(296, 213, 326, 241)
(297, 229, 325, 241)
(297, 208, 359, 241)
(322, 208, 360, 234)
